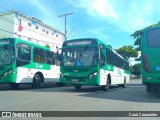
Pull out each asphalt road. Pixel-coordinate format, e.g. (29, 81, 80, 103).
(0, 79, 160, 120)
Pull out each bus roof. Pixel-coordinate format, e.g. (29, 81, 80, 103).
(0, 38, 50, 50)
(142, 25, 160, 32)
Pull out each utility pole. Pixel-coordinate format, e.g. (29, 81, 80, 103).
(58, 12, 73, 41)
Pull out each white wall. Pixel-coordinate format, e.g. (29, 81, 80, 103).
(0, 11, 65, 51)
(0, 13, 14, 38)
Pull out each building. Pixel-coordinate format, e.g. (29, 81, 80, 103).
(0, 10, 65, 52)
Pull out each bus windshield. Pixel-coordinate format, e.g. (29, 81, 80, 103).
(61, 46, 98, 67)
(0, 45, 15, 66)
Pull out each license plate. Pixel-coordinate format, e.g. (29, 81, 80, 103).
(72, 79, 78, 82)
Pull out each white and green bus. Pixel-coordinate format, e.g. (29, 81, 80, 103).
(141, 26, 160, 93)
(0, 38, 61, 89)
(59, 38, 130, 90)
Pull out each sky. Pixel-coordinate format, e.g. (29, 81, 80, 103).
(1, 0, 160, 48)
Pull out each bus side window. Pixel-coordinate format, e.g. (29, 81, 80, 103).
(106, 48, 111, 64)
(45, 51, 53, 65)
(34, 48, 44, 63)
(51, 52, 56, 65)
(99, 44, 105, 67)
(55, 52, 61, 66)
(16, 43, 31, 67)
(110, 52, 114, 66)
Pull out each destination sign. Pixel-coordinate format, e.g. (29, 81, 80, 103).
(63, 39, 97, 46)
(0, 39, 14, 45)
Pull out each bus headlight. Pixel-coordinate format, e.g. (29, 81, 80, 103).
(3, 69, 13, 77)
(3, 72, 8, 77)
(8, 69, 13, 74)
(89, 72, 98, 79)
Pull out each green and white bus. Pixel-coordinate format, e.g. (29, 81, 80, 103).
(0, 38, 61, 89)
(141, 26, 160, 93)
(59, 38, 130, 90)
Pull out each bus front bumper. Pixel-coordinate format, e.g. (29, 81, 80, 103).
(142, 72, 160, 85)
(60, 75, 100, 86)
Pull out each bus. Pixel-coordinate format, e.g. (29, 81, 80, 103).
(141, 26, 160, 93)
(0, 38, 61, 89)
(59, 38, 130, 90)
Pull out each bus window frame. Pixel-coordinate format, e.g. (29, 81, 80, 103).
(16, 42, 31, 67)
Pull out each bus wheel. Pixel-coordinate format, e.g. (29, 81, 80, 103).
(102, 78, 110, 91)
(32, 74, 41, 88)
(74, 85, 81, 90)
(10, 83, 20, 89)
(146, 85, 152, 93)
(56, 83, 64, 87)
(153, 86, 158, 93)
(121, 79, 126, 88)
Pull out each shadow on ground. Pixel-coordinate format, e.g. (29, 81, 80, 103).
(0, 81, 160, 103)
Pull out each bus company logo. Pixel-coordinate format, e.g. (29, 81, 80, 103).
(156, 66, 160, 71)
(2, 112, 11, 117)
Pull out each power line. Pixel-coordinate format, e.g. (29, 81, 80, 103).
(0, 5, 9, 11)
(67, 23, 79, 39)
(0, 5, 64, 32)
(0, 6, 64, 42)
(0, 15, 63, 41)
(58, 12, 73, 40)
(0, 28, 61, 45)
(0, 16, 63, 45)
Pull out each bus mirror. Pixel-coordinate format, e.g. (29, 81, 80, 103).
(100, 62, 105, 67)
(56, 52, 61, 61)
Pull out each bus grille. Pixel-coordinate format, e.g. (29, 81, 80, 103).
(63, 68, 90, 72)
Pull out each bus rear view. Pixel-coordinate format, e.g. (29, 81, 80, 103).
(141, 26, 160, 93)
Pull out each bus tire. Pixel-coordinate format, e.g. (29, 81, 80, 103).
(146, 85, 152, 93)
(10, 83, 20, 89)
(74, 85, 81, 90)
(56, 82, 64, 87)
(102, 76, 110, 91)
(119, 77, 126, 88)
(122, 78, 126, 88)
(153, 86, 158, 93)
(32, 74, 42, 88)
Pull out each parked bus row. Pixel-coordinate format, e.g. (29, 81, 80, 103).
(1, 24, 159, 92)
(0, 37, 130, 90)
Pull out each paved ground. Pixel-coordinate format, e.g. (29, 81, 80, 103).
(0, 79, 160, 120)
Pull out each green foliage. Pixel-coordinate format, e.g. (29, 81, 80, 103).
(131, 63, 141, 76)
(45, 44, 50, 48)
(131, 21, 160, 51)
(131, 21, 160, 62)
(115, 45, 138, 59)
(131, 30, 142, 39)
(108, 45, 112, 48)
(131, 30, 142, 51)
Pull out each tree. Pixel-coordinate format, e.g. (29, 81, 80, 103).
(131, 21, 160, 62)
(45, 44, 50, 48)
(131, 63, 141, 77)
(131, 30, 142, 51)
(115, 45, 138, 59)
(131, 21, 160, 51)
